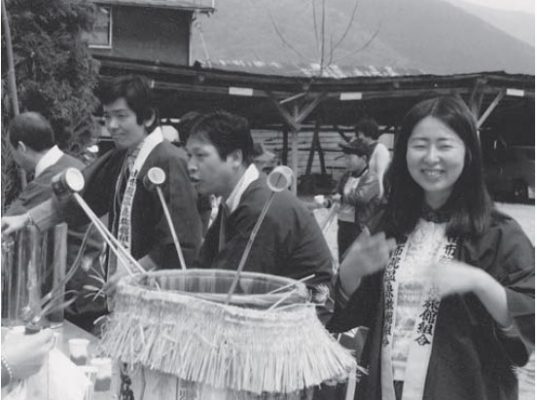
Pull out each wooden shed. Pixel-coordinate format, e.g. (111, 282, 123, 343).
(94, 55, 534, 193)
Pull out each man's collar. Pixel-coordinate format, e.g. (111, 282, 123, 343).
(225, 164, 259, 214)
(34, 145, 64, 177)
(127, 127, 163, 156)
(127, 127, 164, 174)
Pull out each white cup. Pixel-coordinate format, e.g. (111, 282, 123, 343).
(90, 357, 112, 392)
(79, 365, 98, 400)
(68, 338, 90, 365)
(314, 195, 326, 206)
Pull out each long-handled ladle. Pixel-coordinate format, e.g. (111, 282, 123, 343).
(143, 167, 187, 271)
(225, 166, 294, 304)
(52, 168, 144, 277)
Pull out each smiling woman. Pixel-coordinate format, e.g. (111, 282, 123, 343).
(328, 95, 534, 400)
(406, 116, 466, 209)
(387, 95, 491, 238)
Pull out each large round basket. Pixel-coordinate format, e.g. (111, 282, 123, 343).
(99, 269, 355, 400)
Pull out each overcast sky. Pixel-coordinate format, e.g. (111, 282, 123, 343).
(455, 0, 534, 13)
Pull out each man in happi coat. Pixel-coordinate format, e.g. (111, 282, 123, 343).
(2, 75, 202, 331)
(4, 112, 104, 330)
(185, 111, 334, 322)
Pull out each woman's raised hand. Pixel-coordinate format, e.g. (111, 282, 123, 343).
(338, 230, 396, 297)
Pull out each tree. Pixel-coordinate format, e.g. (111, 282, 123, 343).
(1, 0, 100, 207)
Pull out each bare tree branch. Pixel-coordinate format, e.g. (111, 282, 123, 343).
(311, 0, 320, 58)
(330, 0, 360, 58)
(319, 0, 326, 75)
(334, 0, 389, 64)
(328, 33, 335, 66)
(334, 19, 384, 63)
(268, 11, 307, 62)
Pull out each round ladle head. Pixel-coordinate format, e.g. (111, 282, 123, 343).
(51, 168, 85, 199)
(143, 167, 167, 191)
(267, 165, 293, 192)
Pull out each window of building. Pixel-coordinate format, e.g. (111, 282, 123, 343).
(88, 5, 112, 48)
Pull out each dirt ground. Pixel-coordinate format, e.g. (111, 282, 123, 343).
(311, 201, 535, 399)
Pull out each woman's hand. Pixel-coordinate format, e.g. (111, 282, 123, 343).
(431, 261, 483, 297)
(330, 193, 342, 204)
(338, 231, 396, 297)
(431, 261, 512, 327)
(2, 329, 54, 383)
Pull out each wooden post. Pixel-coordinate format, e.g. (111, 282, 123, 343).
(317, 123, 326, 175)
(13, 230, 26, 321)
(49, 223, 68, 325)
(305, 122, 320, 176)
(13, 228, 41, 321)
(2, 234, 15, 321)
(282, 126, 289, 165)
(25, 227, 42, 322)
(305, 120, 326, 176)
(267, 92, 326, 194)
(291, 104, 299, 195)
(478, 90, 505, 128)
(468, 78, 486, 118)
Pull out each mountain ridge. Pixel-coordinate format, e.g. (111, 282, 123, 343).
(190, 0, 534, 75)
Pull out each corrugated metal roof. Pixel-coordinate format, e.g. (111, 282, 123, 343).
(200, 60, 424, 78)
(91, 0, 214, 12)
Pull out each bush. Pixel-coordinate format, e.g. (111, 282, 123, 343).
(2, 0, 100, 207)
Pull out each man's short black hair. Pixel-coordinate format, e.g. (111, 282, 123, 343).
(8, 112, 55, 151)
(189, 111, 254, 164)
(177, 111, 203, 143)
(97, 74, 158, 132)
(355, 118, 380, 140)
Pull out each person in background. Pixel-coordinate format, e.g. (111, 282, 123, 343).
(328, 96, 534, 400)
(317, 137, 380, 262)
(1, 329, 54, 389)
(2, 75, 202, 331)
(186, 111, 334, 322)
(252, 141, 277, 174)
(4, 112, 104, 331)
(355, 118, 391, 198)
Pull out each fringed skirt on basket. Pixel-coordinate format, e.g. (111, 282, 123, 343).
(99, 269, 356, 400)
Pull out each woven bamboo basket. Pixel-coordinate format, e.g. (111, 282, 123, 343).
(99, 269, 355, 400)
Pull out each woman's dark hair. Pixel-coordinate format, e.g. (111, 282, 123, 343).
(9, 112, 55, 151)
(189, 111, 254, 165)
(97, 75, 158, 132)
(384, 95, 492, 239)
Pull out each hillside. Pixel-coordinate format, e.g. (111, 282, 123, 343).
(191, 0, 534, 75)
(446, 0, 534, 46)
